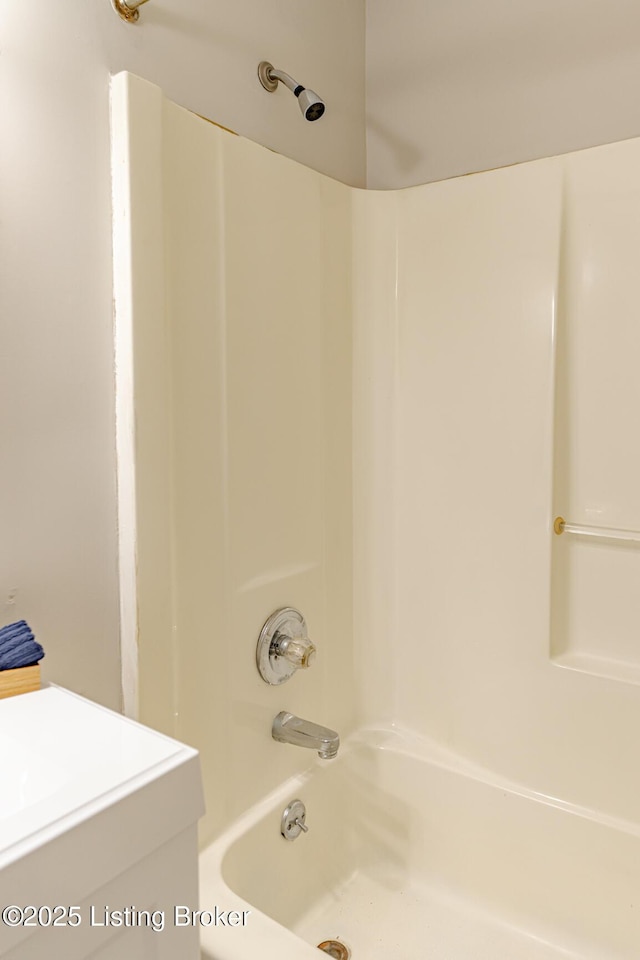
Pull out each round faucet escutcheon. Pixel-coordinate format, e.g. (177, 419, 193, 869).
(256, 607, 316, 685)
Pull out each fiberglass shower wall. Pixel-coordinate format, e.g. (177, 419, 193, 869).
(355, 137, 640, 823)
(112, 73, 355, 846)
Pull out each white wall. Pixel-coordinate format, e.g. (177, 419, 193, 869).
(0, 1, 365, 710)
(366, 0, 640, 188)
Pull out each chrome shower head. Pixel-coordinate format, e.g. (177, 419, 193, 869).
(258, 61, 326, 122)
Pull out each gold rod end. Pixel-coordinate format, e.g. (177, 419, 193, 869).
(112, 0, 146, 23)
(553, 517, 565, 535)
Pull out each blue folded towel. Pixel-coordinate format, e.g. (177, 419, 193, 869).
(0, 620, 45, 670)
(0, 620, 32, 645)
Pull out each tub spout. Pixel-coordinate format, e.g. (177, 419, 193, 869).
(272, 711, 339, 759)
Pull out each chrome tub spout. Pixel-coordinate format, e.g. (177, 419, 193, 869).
(272, 711, 339, 759)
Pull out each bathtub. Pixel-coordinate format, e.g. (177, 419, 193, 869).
(199, 727, 640, 959)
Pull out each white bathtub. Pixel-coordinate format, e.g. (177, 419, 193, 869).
(199, 727, 640, 959)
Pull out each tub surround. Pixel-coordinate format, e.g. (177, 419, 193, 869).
(112, 71, 354, 847)
(113, 72, 640, 958)
(382, 136, 640, 821)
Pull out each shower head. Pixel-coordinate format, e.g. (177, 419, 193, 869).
(297, 88, 325, 123)
(258, 62, 326, 122)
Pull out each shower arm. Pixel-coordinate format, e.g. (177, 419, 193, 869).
(257, 61, 326, 121)
(265, 68, 304, 96)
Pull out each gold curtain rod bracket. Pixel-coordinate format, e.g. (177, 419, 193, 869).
(111, 0, 150, 24)
(553, 517, 566, 535)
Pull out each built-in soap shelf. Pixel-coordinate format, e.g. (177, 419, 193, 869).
(550, 516, 640, 686)
(547, 151, 640, 687)
(553, 649, 640, 687)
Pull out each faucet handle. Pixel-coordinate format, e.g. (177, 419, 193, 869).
(256, 607, 316, 684)
(273, 632, 316, 670)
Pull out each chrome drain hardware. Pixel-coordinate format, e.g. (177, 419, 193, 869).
(317, 940, 350, 959)
(280, 799, 308, 840)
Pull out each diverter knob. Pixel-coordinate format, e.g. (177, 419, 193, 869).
(256, 607, 315, 685)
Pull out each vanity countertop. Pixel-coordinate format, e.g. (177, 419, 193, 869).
(0, 683, 203, 877)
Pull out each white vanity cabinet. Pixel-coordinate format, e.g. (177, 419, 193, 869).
(0, 685, 204, 959)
